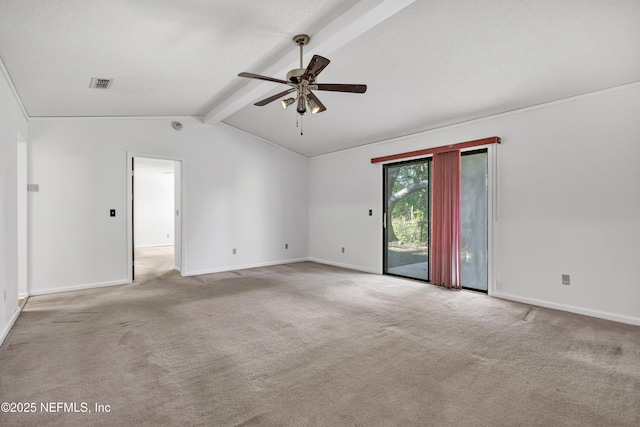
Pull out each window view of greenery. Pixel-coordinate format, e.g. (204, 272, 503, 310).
(385, 161, 429, 280)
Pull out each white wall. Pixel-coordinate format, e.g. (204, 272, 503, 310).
(134, 157, 175, 247)
(309, 83, 640, 325)
(0, 63, 28, 344)
(28, 118, 309, 294)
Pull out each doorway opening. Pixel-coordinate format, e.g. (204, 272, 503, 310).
(128, 155, 183, 281)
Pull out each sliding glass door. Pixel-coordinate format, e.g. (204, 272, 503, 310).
(383, 159, 430, 281)
(383, 149, 488, 291)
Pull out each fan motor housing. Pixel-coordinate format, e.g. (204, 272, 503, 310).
(286, 68, 306, 83)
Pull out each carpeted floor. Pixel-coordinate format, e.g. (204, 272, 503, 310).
(133, 245, 176, 280)
(1, 258, 639, 426)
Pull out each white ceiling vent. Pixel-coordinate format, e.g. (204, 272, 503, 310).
(89, 78, 113, 89)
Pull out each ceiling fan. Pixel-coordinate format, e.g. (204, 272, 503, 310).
(238, 34, 367, 116)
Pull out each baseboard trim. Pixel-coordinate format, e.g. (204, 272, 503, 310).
(0, 307, 22, 348)
(308, 258, 380, 274)
(184, 258, 309, 277)
(18, 292, 29, 299)
(493, 291, 640, 326)
(29, 279, 131, 297)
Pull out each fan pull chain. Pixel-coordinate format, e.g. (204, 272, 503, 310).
(295, 114, 303, 135)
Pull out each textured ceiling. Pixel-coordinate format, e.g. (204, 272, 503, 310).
(1, 0, 639, 157)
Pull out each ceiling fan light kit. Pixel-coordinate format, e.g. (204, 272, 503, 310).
(237, 34, 367, 127)
(281, 97, 296, 109)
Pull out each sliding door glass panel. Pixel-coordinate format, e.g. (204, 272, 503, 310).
(460, 150, 488, 291)
(384, 159, 430, 281)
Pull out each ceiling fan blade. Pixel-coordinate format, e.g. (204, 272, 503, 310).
(307, 91, 326, 113)
(315, 83, 367, 93)
(303, 55, 330, 80)
(254, 88, 296, 106)
(238, 72, 290, 85)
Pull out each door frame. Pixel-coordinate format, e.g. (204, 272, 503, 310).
(126, 152, 186, 282)
(17, 140, 28, 299)
(486, 144, 497, 296)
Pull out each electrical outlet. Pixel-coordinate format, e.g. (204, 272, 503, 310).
(341, 247, 345, 253)
(285, 243, 288, 249)
(233, 248, 237, 255)
(562, 274, 570, 285)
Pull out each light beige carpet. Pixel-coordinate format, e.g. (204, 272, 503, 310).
(1, 261, 639, 426)
(133, 245, 175, 280)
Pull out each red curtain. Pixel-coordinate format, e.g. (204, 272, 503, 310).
(431, 150, 461, 289)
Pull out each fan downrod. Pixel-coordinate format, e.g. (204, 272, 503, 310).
(288, 34, 310, 83)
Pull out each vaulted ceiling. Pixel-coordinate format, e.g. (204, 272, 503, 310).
(1, 0, 639, 157)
